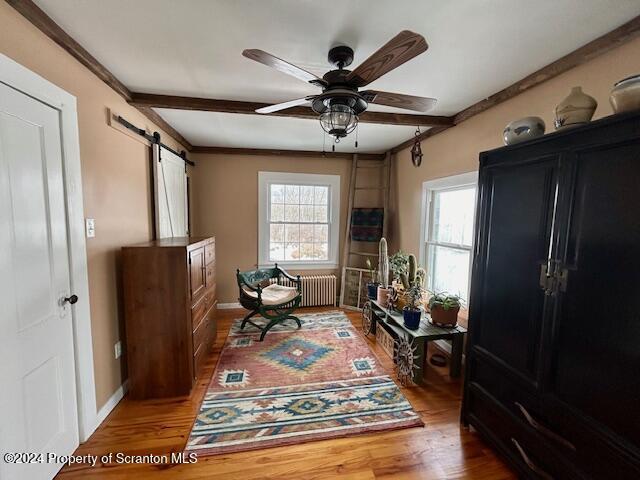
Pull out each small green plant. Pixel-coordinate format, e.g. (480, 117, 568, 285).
(428, 293, 463, 311)
(365, 258, 378, 284)
(389, 251, 409, 280)
(405, 284, 424, 310)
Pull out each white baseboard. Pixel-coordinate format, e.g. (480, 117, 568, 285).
(94, 380, 128, 430)
(217, 302, 242, 309)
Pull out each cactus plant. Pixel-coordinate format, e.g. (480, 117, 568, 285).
(408, 254, 417, 284)
(378, 237, 390, 288)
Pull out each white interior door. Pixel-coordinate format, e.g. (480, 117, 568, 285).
(153, 144, 188, 238)
(0, 82, 79, 480)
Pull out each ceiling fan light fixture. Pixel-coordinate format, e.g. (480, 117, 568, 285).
(319, 104, 358, 140)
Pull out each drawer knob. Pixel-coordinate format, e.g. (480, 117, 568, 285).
(511, 438, 554, 480)
(515, 402, 576, 451)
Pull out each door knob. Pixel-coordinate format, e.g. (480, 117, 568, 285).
(63, 294, 79, 305)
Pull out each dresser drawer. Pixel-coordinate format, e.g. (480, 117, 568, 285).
(205, 241, 215, 265)
(193, 343, 206, 379)
(192, 315, 209, 353)
(191, 294, 207, 329)
(205, 263, 215, 289)
(467, 385, 580, 480)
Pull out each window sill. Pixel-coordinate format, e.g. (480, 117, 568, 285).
(258, 262, 338, 271)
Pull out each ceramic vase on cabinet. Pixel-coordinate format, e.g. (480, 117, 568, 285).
(503, 116, 545, 145)
(610, 75, 640, 114)
(554, 86, 597, 130)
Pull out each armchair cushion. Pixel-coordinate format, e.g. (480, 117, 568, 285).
(242, 283, 298, 306)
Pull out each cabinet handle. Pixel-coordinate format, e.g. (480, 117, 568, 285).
(515, 402, 576, 451)
(511, 438, 554, 480)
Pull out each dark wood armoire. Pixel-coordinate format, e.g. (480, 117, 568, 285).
(462, 111, 640, 479)
(122, 237, 217, 399)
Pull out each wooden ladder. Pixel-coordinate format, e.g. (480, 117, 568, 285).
(339, 152, 391, 310)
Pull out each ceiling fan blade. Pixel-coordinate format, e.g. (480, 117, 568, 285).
(255, 96, 315, 114)
(243, 49, 327, 87)
(346, 31, 428, 87)
(361, 90, 436, 112)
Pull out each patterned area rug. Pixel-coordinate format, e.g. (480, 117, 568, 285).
(185, 311, 423, 456)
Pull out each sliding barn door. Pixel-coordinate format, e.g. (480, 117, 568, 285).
(153, 144, 189, 238)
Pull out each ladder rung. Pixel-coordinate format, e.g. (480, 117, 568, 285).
(350, 251, 379, 256)
(356, 165, 384, 169)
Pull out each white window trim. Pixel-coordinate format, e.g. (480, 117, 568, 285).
(1, 53, 97, 441)
(258, 171, 340, 270)
(419, 171, 478, 298)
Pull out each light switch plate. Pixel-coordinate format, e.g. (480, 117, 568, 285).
(85, 218, 95, 238)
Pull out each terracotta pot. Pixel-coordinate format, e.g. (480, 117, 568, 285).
(430, 305, 460, 327)
(503, 116, 545, 145)
(394, 291, 409, 312)
(376, 286, 392, 307)
(610, 74, 640, 114)
(554, 86, 597, 130)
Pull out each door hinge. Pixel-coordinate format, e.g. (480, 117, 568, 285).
(539, 260, 569, 295)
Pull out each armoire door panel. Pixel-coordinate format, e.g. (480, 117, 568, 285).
(550, 142, 640, 454)
(473, 157, 559, 384)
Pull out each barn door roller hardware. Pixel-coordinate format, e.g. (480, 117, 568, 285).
(115, 115, 194, 167)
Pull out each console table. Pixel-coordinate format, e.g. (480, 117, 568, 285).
(363, 299, 467, 385)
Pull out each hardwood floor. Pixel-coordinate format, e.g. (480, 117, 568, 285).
(57, 308, 515, 479)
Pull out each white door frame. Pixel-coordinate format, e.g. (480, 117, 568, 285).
(0, 53, 98, 442)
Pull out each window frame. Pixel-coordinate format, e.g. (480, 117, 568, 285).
(258, 171, 340, 269)
(419, 171, 478, 301)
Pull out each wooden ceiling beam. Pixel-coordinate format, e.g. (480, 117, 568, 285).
(389, 14, 640, 153)
(129, 93, 454, 127)
(191, 146, 386, 161)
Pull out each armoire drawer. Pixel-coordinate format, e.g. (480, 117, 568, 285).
(470, 355, 546, 431)
(467, 385, 581, 480)
(543, 402, 640, 480)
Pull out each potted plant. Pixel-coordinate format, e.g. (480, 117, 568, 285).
(403, 283, 424, 330)
(428, 293, 462, 327)
(376, 238, 392, 306)
(395, 254, 426, 312)
(389, 250, 409, 283)
(365, 258, 378, 300)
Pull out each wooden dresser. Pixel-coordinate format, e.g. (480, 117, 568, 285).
(122, 236, 217, 399)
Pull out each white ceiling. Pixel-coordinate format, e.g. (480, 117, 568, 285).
(36, 0, 640, 151)
(156, 109, 421, 152)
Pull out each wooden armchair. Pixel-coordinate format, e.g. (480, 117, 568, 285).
(236, 264, 302, 341)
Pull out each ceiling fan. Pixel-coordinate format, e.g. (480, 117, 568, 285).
(242, 30, 436, 142)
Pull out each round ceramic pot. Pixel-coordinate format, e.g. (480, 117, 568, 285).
(403, 307, 421, 330)
(554, 86, 597, 130)
(610, 74, 640, 114)
(367, 282, 379, 300)
(503, 116, 545, 145)
(430, 306, 460, 327)
(377, 286, 392, 307)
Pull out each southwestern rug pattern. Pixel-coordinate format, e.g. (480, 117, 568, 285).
(186, 311, 423, 456)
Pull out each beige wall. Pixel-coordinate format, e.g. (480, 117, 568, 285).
(191, 153, 353, 304)
(1, 2, 186, 409)
(392, 37, 640, 258)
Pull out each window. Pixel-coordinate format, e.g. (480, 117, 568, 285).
(258, 172, 340, 269)
(420, 172, 478, 302)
